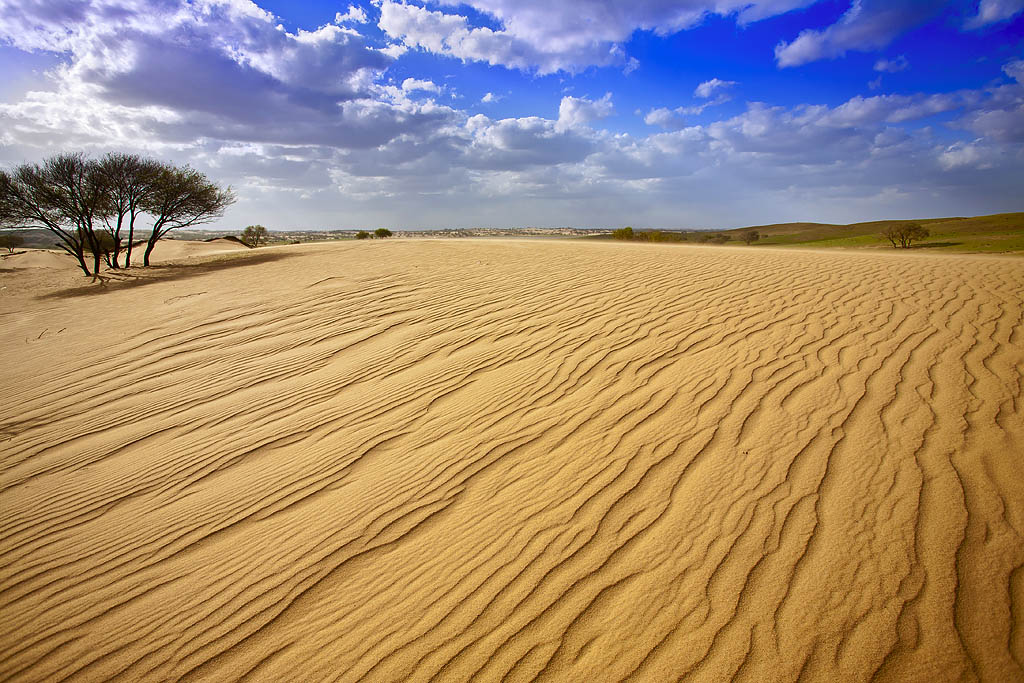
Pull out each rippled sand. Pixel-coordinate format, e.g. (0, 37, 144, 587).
(1, 240, 1022, 681)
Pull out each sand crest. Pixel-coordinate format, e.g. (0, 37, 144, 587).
(1, 240, 1022, 681)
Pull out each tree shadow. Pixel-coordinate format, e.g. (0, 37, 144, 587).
(913, 242, 961, 249)
(39, 250, 298, 300)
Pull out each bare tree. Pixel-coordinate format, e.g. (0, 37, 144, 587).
(141, 167, 235, 266)
(1, 156, 106, 276)
(95, 153, 162, 268)
(242, 224, 268, 247)
(881, 222, 930, 248)
(742, 229, 760, 245)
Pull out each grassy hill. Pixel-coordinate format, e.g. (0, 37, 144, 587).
(725, 212, 1024, 253)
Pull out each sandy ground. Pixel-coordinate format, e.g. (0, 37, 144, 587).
(0, 239, 1022, 682)
(0, 239, 248, 296)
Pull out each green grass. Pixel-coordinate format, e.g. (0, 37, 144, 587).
(727, 212, 1024, 254)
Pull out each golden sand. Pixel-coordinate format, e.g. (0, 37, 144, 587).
(1, 239, 1022, 681)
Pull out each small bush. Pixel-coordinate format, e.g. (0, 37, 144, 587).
(0, 233, 24, 253)
(355, 231, 371, 240)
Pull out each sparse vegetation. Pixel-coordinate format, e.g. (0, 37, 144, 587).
(242, 225, 268, 248)
(881, 222, 930, 249)
(1, 153, 234, 275)
(695, 232, 729, 244)
(612, 227, 688, 242)
(374, 228, 393, 239)
(83, 230, 119, 268)
(356, 231, 371, 240)
(713, 213, 1023, 253)
(0, 233, 24, 253)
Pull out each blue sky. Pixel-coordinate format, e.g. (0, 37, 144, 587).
(0, 1, 1022, 230)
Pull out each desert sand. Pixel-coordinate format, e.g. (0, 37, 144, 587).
(1, 239, 1022, 681)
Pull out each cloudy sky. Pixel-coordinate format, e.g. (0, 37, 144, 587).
(0, 1, 1022, 230)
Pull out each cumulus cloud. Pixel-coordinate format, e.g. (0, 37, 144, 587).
(1004, 59, 1024, 83)
(402, 77, 440, 93)
(379, 0, 821, 74)
(556, 92, 613, 131)
(694, 78, 737, 99)
(938, 141, 988, 170)
(775, 1, 939, 68)
(335, 5, 369, 24)
(0, 0, 459, 153)
(874, 55, 909, 72)
(644, 107, 687, 130)
(965, 0, 1024, 28)
(481, 92, 501, 103)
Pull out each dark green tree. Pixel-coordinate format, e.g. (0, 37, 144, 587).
(141, 166, 235, 266)
(881, 223, 930, 248)
(1, 154, 106, 276)
(95, 153, 162, 268)
(0, 233, 24, 253)
(242, 224, 268, 247)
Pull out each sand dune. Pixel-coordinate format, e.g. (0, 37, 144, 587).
(146, 238, 250, 263)
(0, 250, 76, 270)
(1, 240, 1022, 681)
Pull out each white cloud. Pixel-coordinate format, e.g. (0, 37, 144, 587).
(965, 0, 1024, 28)
(874, 55, 909, 72)
(481, 92, 501, 103)
(380, 0, 821, 74)
(402, 77, 440, 93)
(938, 141, 988, 170)
(644, 107, 687, 130)
(556, 93, 613, 131)
(376, 0, 620, 74)
(694, 78, 737, 99)
(775, 1, 938, 68)
(335, 5, 369, 24)
(0, 0, 455, 153)
(1003, 59, 1024, 84)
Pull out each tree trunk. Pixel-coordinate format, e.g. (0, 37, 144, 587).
(124, 214, 138, 267)
(76, 253, 91, 276)
(125, 233, 134, 268)
(60, 245, 91, 276)
(143, 236, 158, 266)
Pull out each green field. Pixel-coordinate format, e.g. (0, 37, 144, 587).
(725, 212, 1024, 254)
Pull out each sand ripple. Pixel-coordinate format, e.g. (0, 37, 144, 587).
(1, 240, 1022, 681)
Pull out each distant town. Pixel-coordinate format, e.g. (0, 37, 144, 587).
(173, 227, 615, 242)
